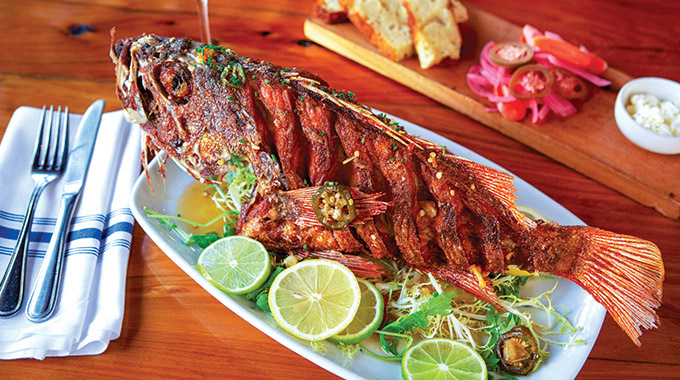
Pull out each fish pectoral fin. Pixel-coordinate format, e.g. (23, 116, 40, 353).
(295, 250, 385, 279)
(282, 186, 389, 228)
(418, 265, 503, 311)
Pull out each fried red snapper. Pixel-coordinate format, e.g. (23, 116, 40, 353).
(111, 31, 663, 346)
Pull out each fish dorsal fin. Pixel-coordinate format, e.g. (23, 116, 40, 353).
(291, 75, 535, 231)
(460, 158, 536, 231)
(402, 133, 536, 231)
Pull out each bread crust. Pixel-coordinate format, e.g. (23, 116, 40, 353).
(402, 0, 463, 68)
(340, 0, 414, 61)
(314, 0, 349, 24)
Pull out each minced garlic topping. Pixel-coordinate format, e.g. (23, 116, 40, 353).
(626, 93, 680, 137)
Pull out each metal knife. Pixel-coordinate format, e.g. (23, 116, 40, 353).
(25, 99, 105, 322)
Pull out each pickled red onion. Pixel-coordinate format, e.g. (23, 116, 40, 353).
(467, 25, 610, 124)
(545, 90, 577, 117)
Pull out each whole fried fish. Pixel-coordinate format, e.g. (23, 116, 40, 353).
(111, 30, 663, 346)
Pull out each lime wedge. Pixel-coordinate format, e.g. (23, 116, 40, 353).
(268, 259, 361, 341)
(402, 339, 487, 380)
(330, 278, 384, 344)
(197, 236, 271, 295)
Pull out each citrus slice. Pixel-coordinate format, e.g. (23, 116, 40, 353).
(516, 205, 546, 221)
(402, 338, 487, 380)
(268, 259, 361, 341)
(330, 278, 384, 344)
(504, 265, 534, 277)
(197, 236, 271, 295)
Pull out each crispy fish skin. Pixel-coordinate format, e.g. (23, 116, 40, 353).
(111, 31, 663, 346)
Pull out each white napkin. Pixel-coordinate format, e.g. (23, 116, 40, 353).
(0, 106, 141, 360)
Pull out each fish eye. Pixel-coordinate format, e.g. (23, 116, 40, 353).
(156, 61, 192, 104)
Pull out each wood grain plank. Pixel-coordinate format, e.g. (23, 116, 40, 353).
(303, 14, 680, 219)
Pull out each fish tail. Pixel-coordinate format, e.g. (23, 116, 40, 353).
(540, 226, 664, 346)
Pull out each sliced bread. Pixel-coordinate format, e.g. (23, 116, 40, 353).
(450, 0, 469, 23)
(402, 0, 463, 69)
(314, 0, 349, 24)
(339, 0, 414, 61)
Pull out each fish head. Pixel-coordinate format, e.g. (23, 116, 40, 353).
(110, 31, 202, 125)
(110, 30, 262, 182)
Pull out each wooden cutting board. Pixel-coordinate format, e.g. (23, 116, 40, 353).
(303, 5, 680, 220)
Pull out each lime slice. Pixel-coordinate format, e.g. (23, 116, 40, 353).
(516, 205, 546, 221)
(197, 236, 271, 295)
(402, 339, 487, 380)
(330, 278, 384, 344)
(268, 259, 361, 341)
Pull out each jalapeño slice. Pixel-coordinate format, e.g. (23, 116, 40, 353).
(551, 67, 588, 100)
(508, 64, 554, 99)
(489, 42, 534, 69)
(312, 183, 357, 230)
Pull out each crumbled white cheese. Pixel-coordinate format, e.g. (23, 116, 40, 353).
(626, 93, 680, 137)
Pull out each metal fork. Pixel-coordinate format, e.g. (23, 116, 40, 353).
(0, 106, 68, 317)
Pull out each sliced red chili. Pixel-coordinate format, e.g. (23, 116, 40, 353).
(495, 84, 527, 121)
(550, 67, 588, 100)
(508, 65, 554, 99)
(489, 42, 534, 69)
(312, 183, 357, 230)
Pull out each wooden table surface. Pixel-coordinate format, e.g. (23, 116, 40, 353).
(1, 0, 678, 378)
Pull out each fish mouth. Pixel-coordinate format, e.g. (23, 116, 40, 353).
(111, 34, 150, 125)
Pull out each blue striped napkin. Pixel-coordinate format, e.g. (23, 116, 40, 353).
(0, 107, 140, 359)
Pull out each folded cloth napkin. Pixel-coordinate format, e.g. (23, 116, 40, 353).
(0, 106, 140, 359)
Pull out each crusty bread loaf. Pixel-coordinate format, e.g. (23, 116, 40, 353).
(339, 0, 414, 61)
(402, 0, 463, 69)
(316, 0, 467, 68)
(450, 0, 469, 23)
(314, 0, 348, 24)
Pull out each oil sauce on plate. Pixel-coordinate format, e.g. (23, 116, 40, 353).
(177, 181, 226, 236)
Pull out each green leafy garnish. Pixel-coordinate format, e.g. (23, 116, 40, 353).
(246, 266, 284, 312)
(143, 207, 228, 248)
(186, 233, 222, 248)
(378, 291, 457, 357)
